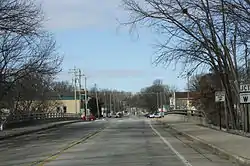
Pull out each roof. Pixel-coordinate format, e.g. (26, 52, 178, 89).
(174, 91, 200, 99)
(48, 92, 94, 100)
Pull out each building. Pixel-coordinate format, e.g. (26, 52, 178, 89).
(48, 91, 92, 114)
(170, 91, 200, 110)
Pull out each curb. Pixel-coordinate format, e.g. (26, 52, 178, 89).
(158, 120, 250, 166)
(0, 120, 82, 140)
(198, 124, 250, 138)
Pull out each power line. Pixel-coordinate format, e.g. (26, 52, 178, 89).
(137, 92, 171, 95)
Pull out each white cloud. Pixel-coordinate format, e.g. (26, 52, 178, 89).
(58, 69, 168, 79)
(38, 0, 126, 30)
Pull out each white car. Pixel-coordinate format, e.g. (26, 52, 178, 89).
(148, 114, 155, 118)
(154, 113, 162, 118)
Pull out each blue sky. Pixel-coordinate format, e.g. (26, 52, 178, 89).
(40, 0, 187, 92)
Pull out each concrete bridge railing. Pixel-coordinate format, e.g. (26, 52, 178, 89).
(0, 113, 80, 130)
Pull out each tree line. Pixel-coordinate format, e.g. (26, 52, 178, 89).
(126, 79, 175, 113)
(80, 79, 175, 117)
(121, 0, 250, 130)
(87, 88, 132, 117)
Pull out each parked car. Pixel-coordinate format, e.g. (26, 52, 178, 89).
(144, 113, 150, 118)
(148, 114, 155, 118)
(154, 113, 161, 118)
(81, 114, 96, 121)
(81, 114, 86, 120)
(88, 114, 96, 121)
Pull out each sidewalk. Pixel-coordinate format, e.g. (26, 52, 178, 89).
(0, 120, 81, 140)
(158, 115, 250, 166)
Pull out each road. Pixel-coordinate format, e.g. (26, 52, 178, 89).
(0, 117, 236, 166)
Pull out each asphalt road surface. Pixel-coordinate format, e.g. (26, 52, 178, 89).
(0, 120, 107, 166)
(0, 118, 236, 166)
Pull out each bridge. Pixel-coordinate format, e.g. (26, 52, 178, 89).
(1, 112, 80, 130)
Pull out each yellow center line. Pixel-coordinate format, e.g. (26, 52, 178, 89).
(28, 127, 106, 166)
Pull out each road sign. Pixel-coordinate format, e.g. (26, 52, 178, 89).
(169, 97, 174, 106)
(240, 84, 250, 93)
(240, 93, 250, 104)
(215, 91, 225, 102)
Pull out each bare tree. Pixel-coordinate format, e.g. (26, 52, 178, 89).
(122, 0, 250, 129)
(0, 33, 62, 101)
(52, 81, 74, 93)
(0, 0, 63, 115)
(5, 68, 62, 115)
(0, 0, 43, 35)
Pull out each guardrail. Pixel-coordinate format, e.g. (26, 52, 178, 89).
(167, 109, 208, 126)
(167, 109, 205, 117)
(1, 112, 80, 128)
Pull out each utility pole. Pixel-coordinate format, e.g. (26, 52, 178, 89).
(117, 92, 120, 112)
(160, 91, 163, 111)
(110, 92, 112, 114)
(84, 76, 88, 116)
(95, 83, 100, 119)
(76, 69, 87, 116)
(113, 92, 116, 113)
(69, 66, 78, 114)
(187, 72, 191, 114)
(163, 88, 166, 109)
(78, 69, 82, 114)
(156, 92, 159, 110)
(104, 91, 107, 117)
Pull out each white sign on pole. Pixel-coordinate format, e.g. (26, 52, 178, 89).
(215, 91, 225, 102)
(240, 93, 250, 104)
(240, 84, 250, 93)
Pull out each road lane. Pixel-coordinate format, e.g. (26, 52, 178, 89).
(42, 118, 183, 166)
(0, 120, 107, 166)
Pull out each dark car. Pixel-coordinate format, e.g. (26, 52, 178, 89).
(115, 112, 122, 118)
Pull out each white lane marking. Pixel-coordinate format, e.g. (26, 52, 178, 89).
(149, 121, 193, 166)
